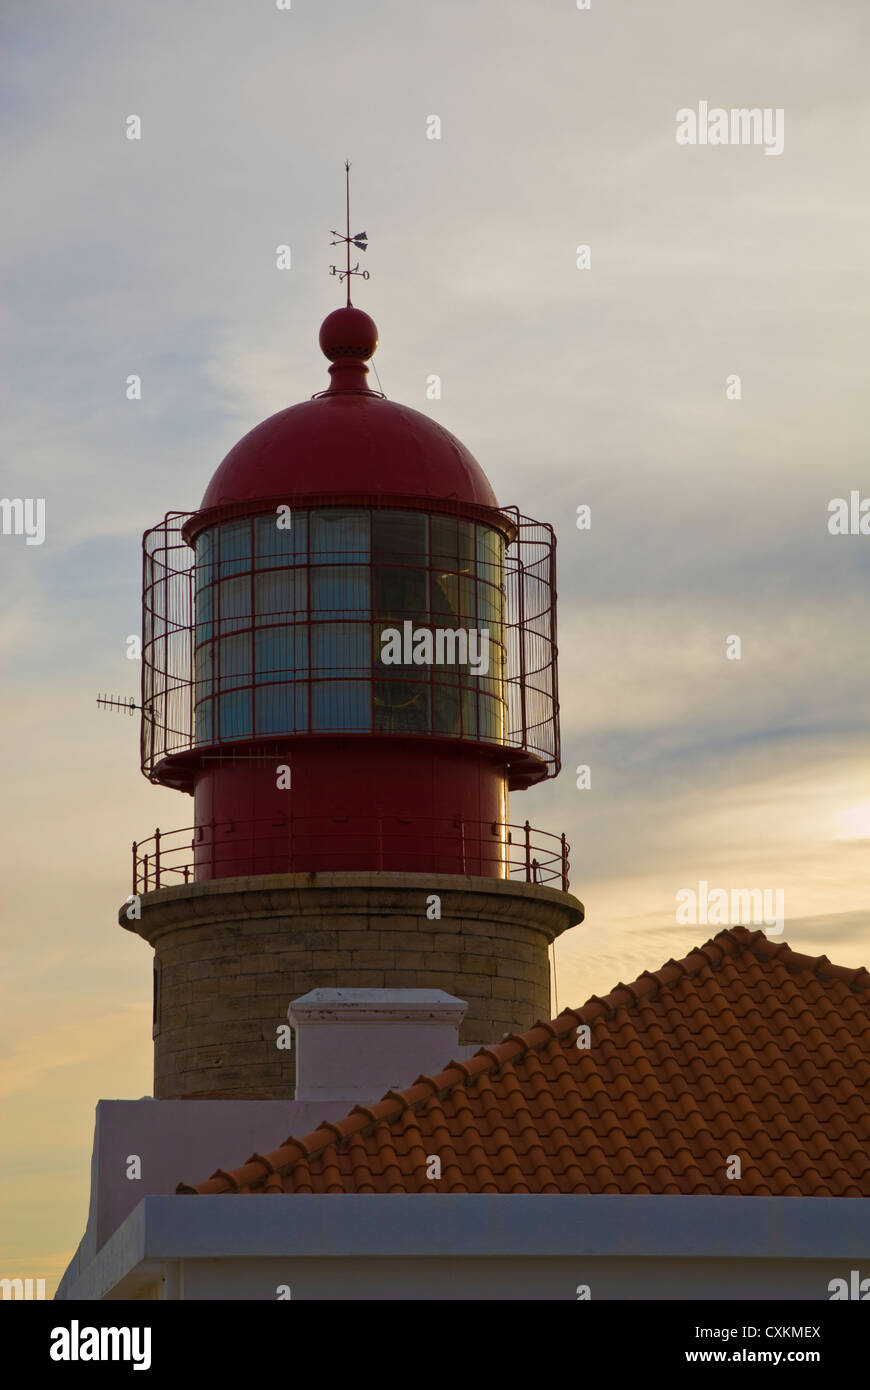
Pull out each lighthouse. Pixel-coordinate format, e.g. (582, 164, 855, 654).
(125, 179, 584, 1099)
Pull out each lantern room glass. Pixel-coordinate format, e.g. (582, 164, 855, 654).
(192, 508, 507, 746)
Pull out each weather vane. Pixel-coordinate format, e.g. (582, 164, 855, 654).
(329, 160, 369, 306)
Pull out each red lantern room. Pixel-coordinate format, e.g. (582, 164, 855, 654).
(136, 267, 565, 891)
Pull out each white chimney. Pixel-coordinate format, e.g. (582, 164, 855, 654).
(288, 988, 469, 1104)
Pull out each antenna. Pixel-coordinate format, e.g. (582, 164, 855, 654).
(96, 693, 144, 716)
(329, 160, 369, 306)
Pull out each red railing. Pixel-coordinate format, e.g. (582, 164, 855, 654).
(132, 814, 570, 893)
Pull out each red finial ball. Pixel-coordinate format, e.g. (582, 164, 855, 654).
(319, 306, 378, 362)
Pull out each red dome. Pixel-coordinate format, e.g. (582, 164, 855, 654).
(201, 394, 498, 510)
(200, 307, 499, 511)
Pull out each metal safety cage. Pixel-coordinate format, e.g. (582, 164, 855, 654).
(501, 507, 560, 779)
(141, 511, 195, 778)
(140, 504, 560, 783)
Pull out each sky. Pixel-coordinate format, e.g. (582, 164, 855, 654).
(1, 0, 868, 1294)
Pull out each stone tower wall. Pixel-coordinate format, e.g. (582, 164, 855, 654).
(122, 871, 584, 1099)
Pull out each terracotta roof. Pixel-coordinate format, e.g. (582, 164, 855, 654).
(177, 927, 870, 1197)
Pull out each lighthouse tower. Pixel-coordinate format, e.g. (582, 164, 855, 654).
(125, 190, 583, 1099)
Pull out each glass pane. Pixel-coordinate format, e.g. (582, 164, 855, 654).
(255, 625, 308, 677)
(195, 640, 213, 693)
(374, 680, 431, 734)
(431, 571, 461, 625)
(194, 697, 213, 743)
(311, 565, 370, 617)
(430, 514, 458, 573)
(431, 515, 473, 573)
(311, 510, 370, 563)
(255, 569, 307, 619)
(255, 683, 308, 735)
(217, 634, 251, 690)
(428, 576, 474, 624)
(218, 690, 252, 739)
(433, 684, 461, 736)
(374, 566, 428, 621)
(476, 525, 503, 586)
(216, 576, 251, 633)
(255, 511, 306, 568)
(461, 688, 478, 739)
(196, 528, 215, 567)
(432, 660, 459, 687)
(311, 622, 369, 678)
(477, 578, 503, 625)
(477, 692, 504, 742)
(373, 510, 427, 566)
(196, 580, 214, 627)
(483, 636, 506, 684)
(457, 519, 475, 566)
(196, 562, 218, 596)
(311, 680, 370, 731)
(217, 520, 252, 577)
